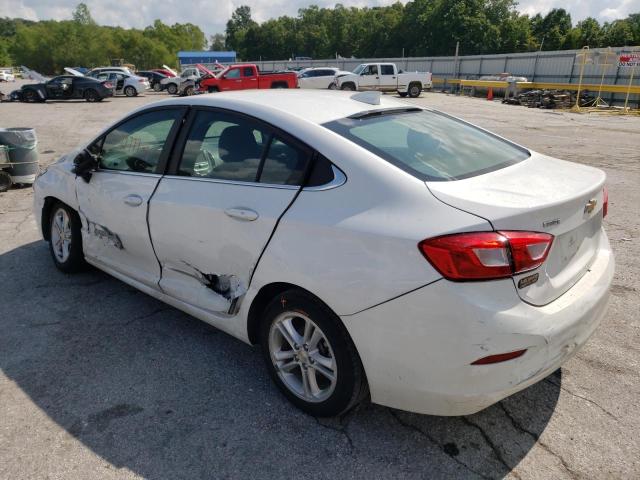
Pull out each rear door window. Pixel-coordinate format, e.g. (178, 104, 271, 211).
(324, 110, 529, 181)
(177, 110, 268, 182)
(259, 137, 310, 185)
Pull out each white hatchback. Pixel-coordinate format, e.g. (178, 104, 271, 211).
(33, 90, 614, 417)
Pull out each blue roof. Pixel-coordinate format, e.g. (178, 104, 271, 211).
(178, 51, 236, 58)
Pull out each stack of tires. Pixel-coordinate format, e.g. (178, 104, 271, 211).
(0, 128, 39, 192)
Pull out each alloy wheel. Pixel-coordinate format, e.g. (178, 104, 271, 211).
(51, 208, 72, 263)
(268, 311, 338, 403)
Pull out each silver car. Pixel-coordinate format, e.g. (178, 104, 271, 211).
(88, 70, 149, 97)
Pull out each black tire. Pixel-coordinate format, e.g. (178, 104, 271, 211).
(260, 289, 368, 417)
(184, 86, 194, 96)
(340, 83, 356, 91)
(271, 82, 288, 89)
(0, 171, 12, 192)
(23, 89, 40, 103)
(48, 202, 86, 273)
(124, 86, 137, 97)
(167, 83, 178, 95)
(408, 83, 422, 98)
(207, 86, 219, 93)
(153, 82, 162, 92)
(84, 89, 98, 102)
(398, 91, 408, 98)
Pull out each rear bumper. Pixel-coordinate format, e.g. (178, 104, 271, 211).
(341, 230, 614, 416)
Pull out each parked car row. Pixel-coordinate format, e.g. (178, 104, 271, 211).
(6, 62, 433, 103)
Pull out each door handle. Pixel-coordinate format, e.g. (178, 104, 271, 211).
(225, 207, 259, 221)
(123, 194, 143, 207)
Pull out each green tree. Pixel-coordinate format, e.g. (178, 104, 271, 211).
(72, 3, 95, 25)
(209, 33, 226, 50)
(226, 6, 257, 54)
(602, 20, 635, 47)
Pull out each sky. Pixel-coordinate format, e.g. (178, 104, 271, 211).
(2, 0, 639, 36)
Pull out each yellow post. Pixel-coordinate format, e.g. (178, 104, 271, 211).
(573, 46, 590, 112)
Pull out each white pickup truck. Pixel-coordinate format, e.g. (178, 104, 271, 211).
(333, 63, 432, 98)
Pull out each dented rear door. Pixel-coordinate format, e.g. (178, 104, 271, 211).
(148, 107, 311, 313)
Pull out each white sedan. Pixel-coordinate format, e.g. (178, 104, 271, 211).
(297, 67, 351, 89)
(33, 90, 614, 417)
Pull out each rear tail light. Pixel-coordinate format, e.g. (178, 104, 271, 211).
(103, 81, 113, 88)
(139, 78, 146, 83)
(603, 186, 608, 218)
(418, 231, 553, 281)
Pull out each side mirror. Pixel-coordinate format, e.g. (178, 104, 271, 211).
(72, 148, 99, 182)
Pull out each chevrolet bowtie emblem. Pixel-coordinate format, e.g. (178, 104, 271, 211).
(584, 198, 598, 215)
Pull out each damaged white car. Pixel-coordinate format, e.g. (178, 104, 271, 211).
(33, 90, 614, 417)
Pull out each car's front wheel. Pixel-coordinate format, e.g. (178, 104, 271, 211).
(260, 289, 367, 417)
(48, 202, 86, 273)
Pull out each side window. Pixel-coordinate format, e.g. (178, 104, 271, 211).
(178, 110, 268, 182)
(259, 137, 310, 186)
(242, 67, 254, 77)
(306, 154, 337, 187)
(370, 65, 378, 75)
(225, 68, 241, 79)
(381, 65, 394, 75)
(98, 109, 182, 173)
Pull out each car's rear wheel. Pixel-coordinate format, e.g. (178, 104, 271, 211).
(167, 84, 178, 95)
(84, 89, 98, 102)
(408, 83, 422, 98)
(124, 86, 137, 97)
(23, 89, 39, 103)
(153, 83, 162, 92)
(260, 289, 367, 417)
(48, 202, 85, 273)
(184, 85, 194, 96)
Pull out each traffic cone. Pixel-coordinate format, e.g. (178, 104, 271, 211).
(487, 87, 494, 101)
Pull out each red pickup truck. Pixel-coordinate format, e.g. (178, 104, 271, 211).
(199, 64, 298, 92)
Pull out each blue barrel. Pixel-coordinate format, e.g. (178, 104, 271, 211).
(0, 127, 39, 185)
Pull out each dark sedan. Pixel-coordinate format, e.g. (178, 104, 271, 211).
(15, 75, 113, 103)
(136, 71, 167, 92)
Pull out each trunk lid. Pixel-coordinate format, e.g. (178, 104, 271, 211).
(427, 152, 606, 305)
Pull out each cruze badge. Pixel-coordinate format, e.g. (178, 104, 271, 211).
(584, 199, 598, 215)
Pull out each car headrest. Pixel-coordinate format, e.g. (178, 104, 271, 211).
(219, 125, 260, 163)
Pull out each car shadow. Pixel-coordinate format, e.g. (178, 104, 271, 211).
(0, 240, 560, 479)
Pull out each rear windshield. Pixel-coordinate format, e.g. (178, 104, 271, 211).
(324, 110, 529, 181)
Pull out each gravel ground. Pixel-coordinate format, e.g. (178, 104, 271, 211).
(0, 81, 639, 479)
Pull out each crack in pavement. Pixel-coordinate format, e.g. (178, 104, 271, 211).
(314, 407, 358, 452)
(388, 409, 492, 480)
(461, 416, 522, 480)
(544, 378, 618, 420)
(498, 403, 581, 480)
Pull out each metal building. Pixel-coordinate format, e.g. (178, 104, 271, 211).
(178, 51, 237, 68)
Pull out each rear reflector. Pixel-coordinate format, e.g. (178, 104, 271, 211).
(471, 349, 527, 365)
(603, 187, 608, 218)
(418, 231, 553, 281)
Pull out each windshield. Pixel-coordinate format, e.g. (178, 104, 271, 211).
(324, 110, 530, 181)
(352, 64, 366, 75)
